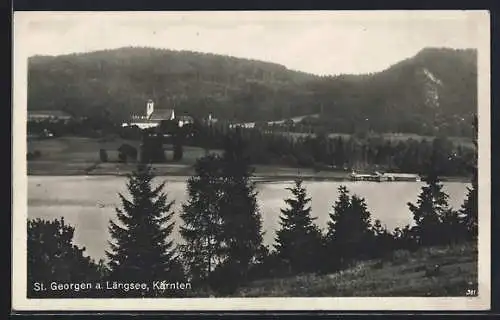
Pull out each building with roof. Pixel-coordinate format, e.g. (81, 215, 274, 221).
(28, 110, 72, 123)
(123, 99, 182, 130)
(177, 115, 194, 127)
(350, 170, 421, 182)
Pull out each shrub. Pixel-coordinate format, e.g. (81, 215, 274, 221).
(27, 217, 104, 298)
(99, 149, 108, 162)
(173, 142, 183, 161)
(391, 249, 412, 265)
(118, 144, 138, 163)
(27, 150, 42, 160)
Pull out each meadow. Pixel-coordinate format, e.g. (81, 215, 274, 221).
(234, 242, 478, 297)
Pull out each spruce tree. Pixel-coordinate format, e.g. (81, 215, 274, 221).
(212, 129, 264, 292)
(459, 115, 478, 240)
(326, 186, 373, 268)
(180, 153, 224, 284)
(460, 181, 478, 240)
(342, 194, 373, 260)
(407, 171, 451, 246)
(106, 163, 184, 297)
(325, 185, 351, 269)
(274, 179, 323, 274)
(370, 219, 394, 258)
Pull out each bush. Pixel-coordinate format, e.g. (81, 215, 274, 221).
(27, 217, 104, 298)
(99, 149, 108, 162)
(27, 150, 42, 160)
(140, 137, 166, 163)
(391, 249, 412, 265)
(118, 144, 138, 163)
(173, 142, 183, 161)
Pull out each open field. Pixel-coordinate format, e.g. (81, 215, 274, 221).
(27, 136, 223, 175)
(233, 242, 478, 297)
(27, 136, 218, 164)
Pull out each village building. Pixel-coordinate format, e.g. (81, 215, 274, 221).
(28, 110, 72, 123)
(202, 113, 218, 126)
(122, 99, 193, 130)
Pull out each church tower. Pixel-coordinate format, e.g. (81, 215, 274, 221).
(146, 99, 154, 119)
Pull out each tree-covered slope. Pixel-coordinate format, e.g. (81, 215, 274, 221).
(28, 47, 477, 136)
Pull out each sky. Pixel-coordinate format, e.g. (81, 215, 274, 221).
(14, 11, 482, 76)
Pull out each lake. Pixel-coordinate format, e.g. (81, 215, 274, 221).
(27, 176, 470, 261)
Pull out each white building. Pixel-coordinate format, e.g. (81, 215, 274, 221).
(122, 99, 177, 130)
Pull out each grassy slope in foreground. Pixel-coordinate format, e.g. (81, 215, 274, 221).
(234, 242, 477, 297)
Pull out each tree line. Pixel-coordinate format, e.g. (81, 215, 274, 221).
(27, 113, 474, 178)
(27, 118, 478, 298)
(189, 121, 474, 177)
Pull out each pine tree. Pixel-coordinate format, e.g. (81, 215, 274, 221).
(441, 208, 468, 244)
(343, 194, 373, 259)
(274, 179, 323, 274)
(370, 219, 394, 258)
(460, 182, 478, 240)
(325, 186, 373, 268)
(326, 185, 351, 250)
(211, 129, 264, 293)
(106, 163, 184, 297)
(407, 171, 451, 246)
(180, 154, 224, 284)
(459, 114, 478, 240)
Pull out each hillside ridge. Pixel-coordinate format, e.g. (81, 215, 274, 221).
(28, 46, 477, 136)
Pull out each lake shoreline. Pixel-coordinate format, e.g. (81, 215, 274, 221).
(27, 168, 471, 183)
(27, 176, 471, 262)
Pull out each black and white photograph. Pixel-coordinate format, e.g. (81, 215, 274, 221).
(12, 10, 490, 311)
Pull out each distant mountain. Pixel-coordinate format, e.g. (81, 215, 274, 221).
(27, 46, 477, 136)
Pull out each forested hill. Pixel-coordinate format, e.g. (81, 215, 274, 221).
(28, 46, 477, 136)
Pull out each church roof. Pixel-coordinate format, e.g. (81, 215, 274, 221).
(149, 109, 174, 120)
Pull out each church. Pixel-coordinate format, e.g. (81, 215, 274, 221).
(122, 99, 193, 130)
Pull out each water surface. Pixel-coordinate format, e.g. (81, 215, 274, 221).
(27, 176, 469, 261)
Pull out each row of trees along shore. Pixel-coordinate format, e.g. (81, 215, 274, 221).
(28, 116, 475, 177)
(187, 121, 475, 177)
(27, 119, 478, 298)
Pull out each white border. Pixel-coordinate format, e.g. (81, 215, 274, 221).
(12, 10, 491, 311)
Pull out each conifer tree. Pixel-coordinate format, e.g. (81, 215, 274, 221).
(370, 219, 394, 258)
(325, 185, 351, 270)
(106, 163, 184, 297)
(212, 129, 264, 292)
(180, 153, 224, 284)
(408, 131, 463, 247)
(407, 170, 451, 246)
(274, 179, 323, 274)
(460, 181, 478, 240)
(459, 114, 478, 240)
(343, 194, 373, 259)
(326, 186, 373, 268)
